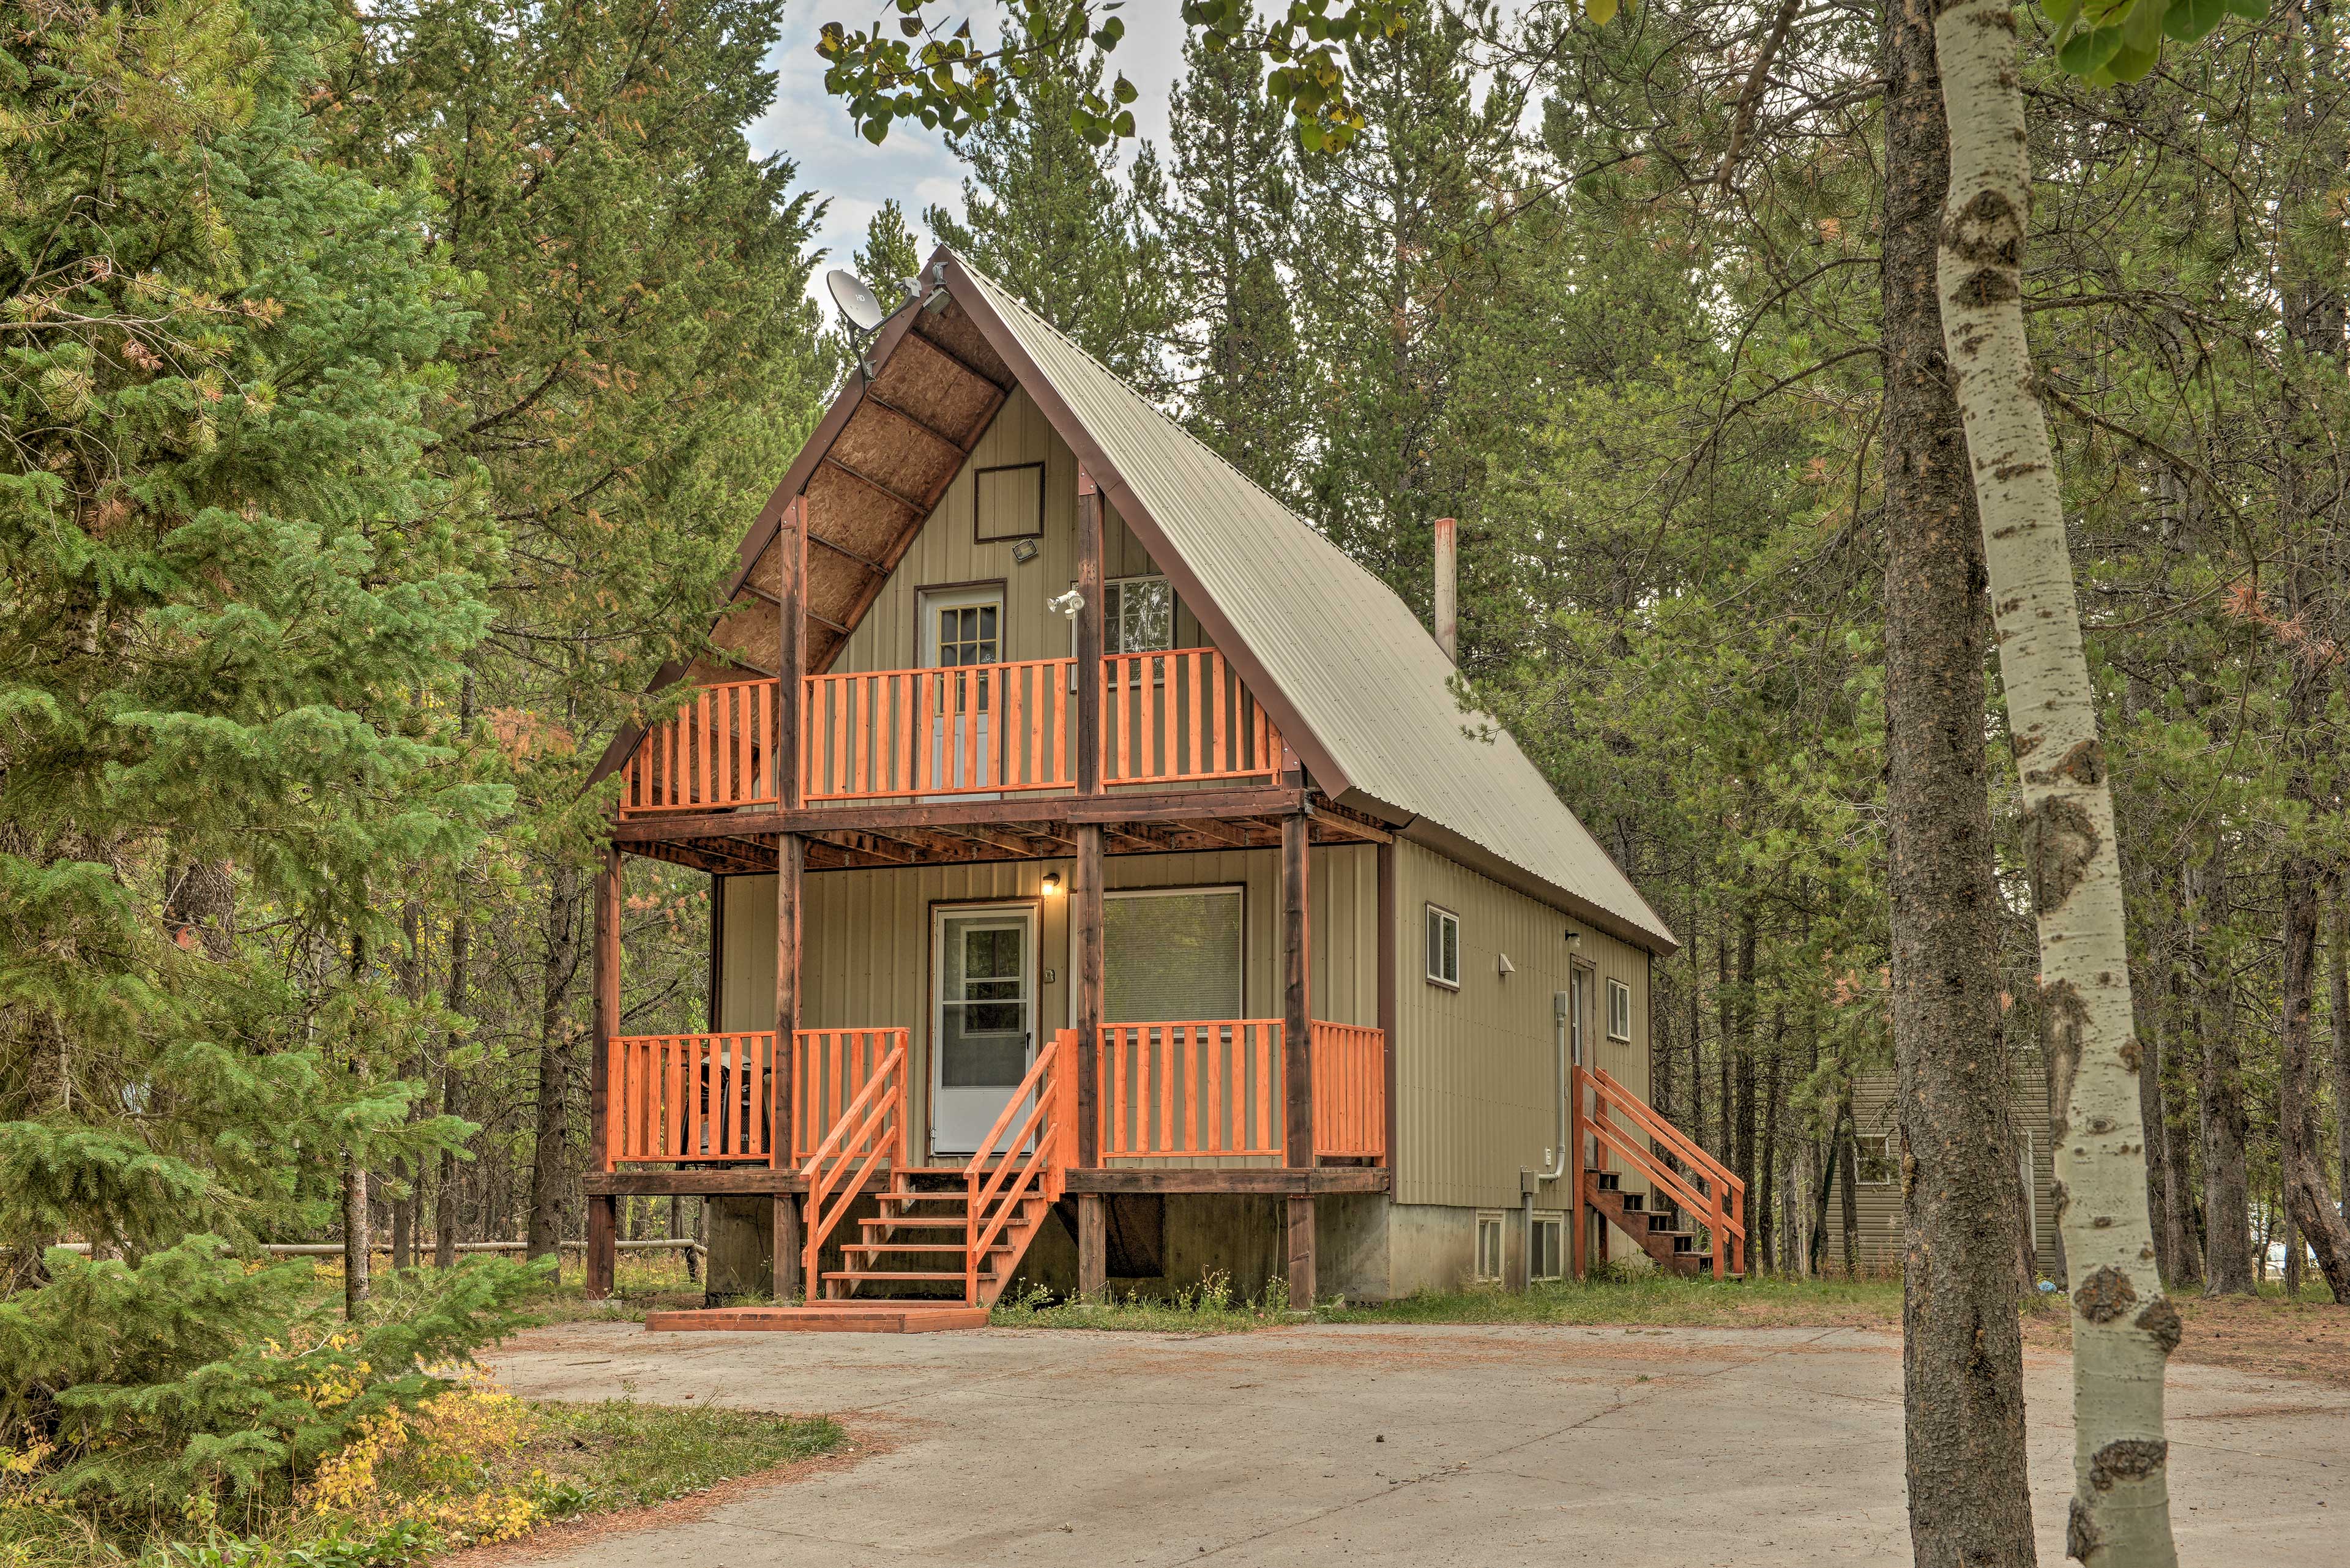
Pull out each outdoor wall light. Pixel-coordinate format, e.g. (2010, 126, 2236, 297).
(1011, 538, 1040, 564)
(1042, 872, 1064, 895)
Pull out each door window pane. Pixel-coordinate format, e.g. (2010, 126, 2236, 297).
(941, 917, 1028, 1087)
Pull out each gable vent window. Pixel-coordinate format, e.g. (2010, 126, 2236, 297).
(1607, 978, 1633, 1042)
(1425, 904, 1461, 990)
(1106, 575, 1174, 655)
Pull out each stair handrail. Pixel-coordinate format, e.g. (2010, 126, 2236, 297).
(1579, 1065, 1747, 1279)
(964, 1032, 1071, 1305)
(799, 1032, 909, 1297)
(1589, 1064, 1747, 1211)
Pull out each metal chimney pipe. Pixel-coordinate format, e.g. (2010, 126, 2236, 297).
(1433, 516, 1458, 662)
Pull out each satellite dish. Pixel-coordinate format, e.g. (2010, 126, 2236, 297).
(826, 269, 888, 334)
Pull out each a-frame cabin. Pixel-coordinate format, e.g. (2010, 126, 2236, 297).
(581, 250, 1739, 1329)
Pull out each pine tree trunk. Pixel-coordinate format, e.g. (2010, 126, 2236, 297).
(1885, 2, 2038, 1555)
(2133, 921, 2171, 1286)
(2330, 887, 2350, 1217)
(2160, 969, 2203, 1285)
(1931, 2, 2178, 1558)
(2193, 851, 2255, 1294)
(342, 1153, 370, 1320)
(528, 861, 586, 1268)
(438, 902, 468, 1270)
(438, 671, 475, 1272)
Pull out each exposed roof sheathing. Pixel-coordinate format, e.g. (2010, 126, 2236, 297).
(591, 248, 1674, 954)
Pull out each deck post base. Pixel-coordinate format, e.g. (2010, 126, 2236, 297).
(1285, 1194, 1316, 1305)
(585, 1195, 617, 1300)
(772, 1193, 803, 1302)
(1076, 1193, 1106, 1298)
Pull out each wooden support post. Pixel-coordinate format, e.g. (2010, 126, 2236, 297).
(1077, 1193, 1106, 1298)
(586, 845, 621, 1298)
(1377, 839, 1397, 1171)
(586, 1197, 616, 1299)
(1075, 471, 1104, 798)
(772, 832, 805, 1299)
(1282, 808, 1313, 1167)
(1285, 1194, 1316, 1305)
(773, 1193, 802, 1303)
(1074, 823, 1104, 1166)
(778, 495, 808, 811)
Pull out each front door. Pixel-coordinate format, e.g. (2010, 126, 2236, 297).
(931, 905, 1035, 1154)
(919, 585, 1002, 797)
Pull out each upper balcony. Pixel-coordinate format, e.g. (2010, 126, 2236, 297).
(615, 649, 1285, 817)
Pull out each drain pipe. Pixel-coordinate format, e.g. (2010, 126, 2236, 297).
(1521, 985, 1575, 1288)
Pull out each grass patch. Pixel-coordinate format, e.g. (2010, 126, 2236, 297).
(1322, 1269, 1908, 1329)
(990, 1272, 1299, 1333)
(0, 1378, 840, 1568)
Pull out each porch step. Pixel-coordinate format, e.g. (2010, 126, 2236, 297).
(1583, 1168, 1739, 1282)
(823, 1270, 973, 1284)
(644, 1302, 987, 1334)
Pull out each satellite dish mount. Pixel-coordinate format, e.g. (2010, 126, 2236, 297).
(826, 268, 889, 381)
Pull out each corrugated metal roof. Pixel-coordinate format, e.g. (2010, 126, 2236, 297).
(945, 255, 1676, 954)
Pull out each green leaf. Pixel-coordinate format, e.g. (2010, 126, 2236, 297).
(2105, 38, 2160, 78)
(2162, 0, 2223, 37)
(2057, 22, 2125, 71)
(2220, 0, 2266, 17)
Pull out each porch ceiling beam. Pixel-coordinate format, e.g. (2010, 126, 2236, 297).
(807, 531, 890, 575)
(1175, 816, 1250, 848)
(902, 323, 1014, 395)
(821, 453, 928, 515)
(733, 580, 851, 638)
(626, 838, 776, 876)
(610, 786, 1308, 844)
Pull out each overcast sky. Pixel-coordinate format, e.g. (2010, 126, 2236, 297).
(752, 5, 1197, 297)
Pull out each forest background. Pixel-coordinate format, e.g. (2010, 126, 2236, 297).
(4, 0, 2346, 1522)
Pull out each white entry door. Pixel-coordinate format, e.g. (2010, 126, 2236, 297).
(931, 905, 1035, 1155)
(919, 585, 1001, 797)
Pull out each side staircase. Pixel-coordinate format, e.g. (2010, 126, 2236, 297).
(1573, 1064, 1747, 1280)
(646, 1029, 1077, 1334)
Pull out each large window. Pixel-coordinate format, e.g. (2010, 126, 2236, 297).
(1103, 887, 1244, 1021)
(1425, 903, 1461, 989)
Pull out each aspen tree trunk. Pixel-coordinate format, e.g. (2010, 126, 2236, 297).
(1931, 3, 2177, 1559)
(1886, 0, 2038, 1553)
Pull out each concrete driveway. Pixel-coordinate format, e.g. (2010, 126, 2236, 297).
(485, 1321, 2347, 1566)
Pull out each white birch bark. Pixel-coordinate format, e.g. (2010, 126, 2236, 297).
(1930, 3, 2178, 1562)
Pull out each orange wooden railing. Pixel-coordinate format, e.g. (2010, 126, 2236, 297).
(791, 1028, 904, 1163)
(1573, 1064, 1746, 1279)
(1100, 649, 1283, 786)
(801, 659, 1075, 801)
(1097, 1020, 1285, 1159)
(603, 1032, 777, 1167)
(964, 1029, 1078, 1304)
(620, 678, 780, 815)
(800, 1031, 911, 1296)
(1310, 1022, 1386, 1159)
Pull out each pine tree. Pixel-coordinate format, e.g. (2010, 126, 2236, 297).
(856, 198, 926, 288)
(927, 0, 1170, 384)
(335, 0, 831, 1271)
(0, 0, 525, 1505)
(1135, 37, 1307, 499)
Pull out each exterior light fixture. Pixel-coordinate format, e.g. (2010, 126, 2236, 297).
(1042, 872, 1064, 895)
(1048, 588, 1084, 619)
(1011, 538, 1040, 564)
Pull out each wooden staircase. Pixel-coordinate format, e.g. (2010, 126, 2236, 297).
(1573, 1064, 1747, 1281)
(825, 1168, 1054, 1304)
(645, 1029, 1078, 1334)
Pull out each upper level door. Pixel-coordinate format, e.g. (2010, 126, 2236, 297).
(919, 584, 1001, 797)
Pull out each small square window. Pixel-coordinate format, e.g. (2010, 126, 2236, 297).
(1607, 978, 1633, 1042)
(1854, 1133, 1897, 1186)
(1474, 1212, 1505, 1282)
(1425, 904, 1461, 989)
(1105, 576, 1174, 655)
(1530, 1213, 1565, 1282)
